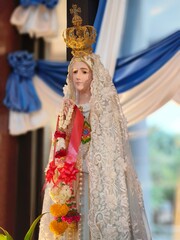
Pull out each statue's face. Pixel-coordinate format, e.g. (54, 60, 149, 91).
(71, 61, 92, 94)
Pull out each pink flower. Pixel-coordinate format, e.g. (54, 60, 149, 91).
(45, 161, 57, 183)
(57, 162, 79, 184)
(61, 210, 81, 223)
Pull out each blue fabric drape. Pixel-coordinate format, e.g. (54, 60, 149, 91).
(4, 31, 180, 112)
(36, 60, 69, 96)
(20, 0, 59, 9)
(38, 31, 180, 96)
(113, 30, 180, 93)
(3, 51, 41, 112)
(93, 0, 107, 51)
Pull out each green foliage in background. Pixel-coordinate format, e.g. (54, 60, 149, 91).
(148, 127, 180, 210)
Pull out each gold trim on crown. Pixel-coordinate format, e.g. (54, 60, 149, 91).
(63, 4, 96, 57)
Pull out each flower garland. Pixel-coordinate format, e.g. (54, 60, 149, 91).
(45, 103, 84, 238)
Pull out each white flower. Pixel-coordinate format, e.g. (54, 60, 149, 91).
(56, 138, 66, 151)
(50, 185, 72, 204)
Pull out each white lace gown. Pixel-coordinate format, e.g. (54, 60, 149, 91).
(39, 99, 152, 239)
(75, 104, 151, 240)
(39, 53, 152, 240)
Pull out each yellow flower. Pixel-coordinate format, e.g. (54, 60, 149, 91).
(50, 203, 69, 217)
(49, 220, 68, 235)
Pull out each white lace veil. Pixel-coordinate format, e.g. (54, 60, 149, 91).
(63, 53, 152, 240)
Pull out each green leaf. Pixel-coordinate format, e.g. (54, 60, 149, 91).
(24, 213, 47, 240)
(0, 234, 7, 240)
(0, 227, 13, 240)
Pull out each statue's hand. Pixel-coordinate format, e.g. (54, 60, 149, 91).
(63, 99, 75, 116)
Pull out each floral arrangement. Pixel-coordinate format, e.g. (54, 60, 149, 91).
(0, 103, 84, 239)
(45, 103, 83, 237)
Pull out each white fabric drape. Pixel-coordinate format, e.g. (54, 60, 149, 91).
(173, 89, 180, 104)
(10, 5, 59, 40)
(9, 77, 63, 135)
(121, 51, 180, 126)
(95, 0, 127, 77)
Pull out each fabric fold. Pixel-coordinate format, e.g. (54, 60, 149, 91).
(3, 51, 41, 113)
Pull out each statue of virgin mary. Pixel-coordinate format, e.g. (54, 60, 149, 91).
(39, 4, 152, 240)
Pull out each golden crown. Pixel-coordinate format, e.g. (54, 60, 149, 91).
(63, 4, 96, 57)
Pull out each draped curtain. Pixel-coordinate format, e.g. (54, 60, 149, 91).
(4, 0, 180, 135)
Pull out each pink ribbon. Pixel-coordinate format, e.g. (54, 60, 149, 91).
(66, 106, 84, 164)
(44, 105, 84, 188)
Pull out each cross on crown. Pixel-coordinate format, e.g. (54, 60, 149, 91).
(70, 4, 81, 16)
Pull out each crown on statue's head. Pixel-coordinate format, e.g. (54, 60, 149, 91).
(63, 4, 96, 57)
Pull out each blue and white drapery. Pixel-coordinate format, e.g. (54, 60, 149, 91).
(4, 0, 180, 135)
(113, 31, 180, 126)
(95, 0, 127, 76)
(10, 0, 59, 39)
(120, 50, 180, 126)
(114, 31, 180, 93)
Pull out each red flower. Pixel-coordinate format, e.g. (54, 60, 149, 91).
(54, 130, 66, 139)
(61, 209, 81, 223)
(58, 162, 79, 184)
(55, 149, 67, 158)
(45, 161, 57, 183)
